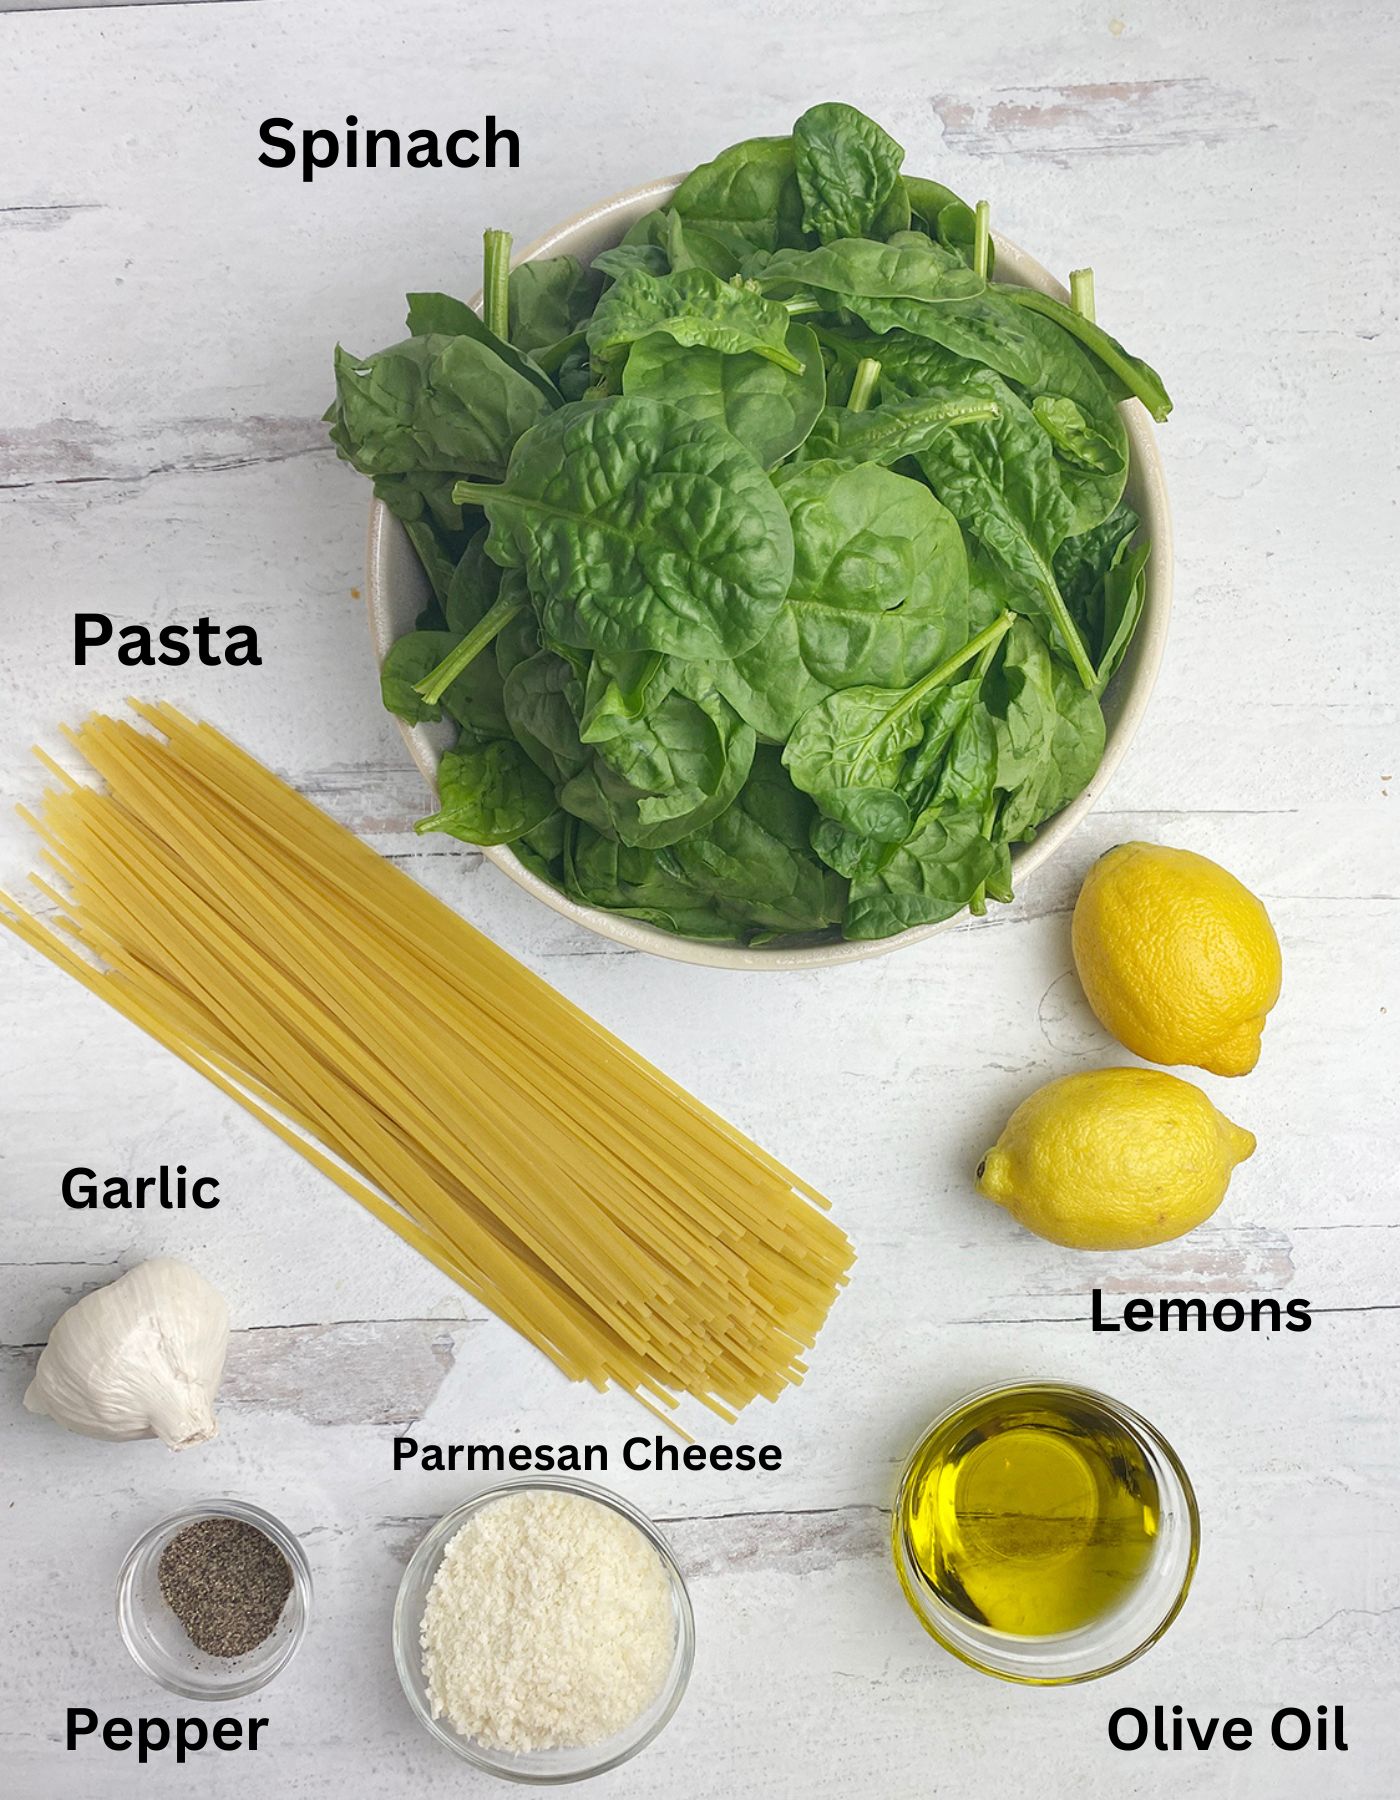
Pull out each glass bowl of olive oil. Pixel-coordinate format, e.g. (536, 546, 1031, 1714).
(892, 1382, 1199, 1683)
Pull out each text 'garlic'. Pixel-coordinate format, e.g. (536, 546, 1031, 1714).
(24, 1257, 229, 1449)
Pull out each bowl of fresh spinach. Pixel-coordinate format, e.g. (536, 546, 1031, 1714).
(343, 103, 1172, 968)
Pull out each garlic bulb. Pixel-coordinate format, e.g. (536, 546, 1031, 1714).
(24, 1257, 229, 1449)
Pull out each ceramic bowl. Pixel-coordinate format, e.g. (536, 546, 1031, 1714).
(366, 178, 1172, 969)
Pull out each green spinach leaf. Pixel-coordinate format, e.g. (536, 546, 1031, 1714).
(1032, 394, 1124, 474)
(824, 289, 1133, 531)
(506, 257, 602, 354)
(672, 135, 806, 253)
(416, 739, 556, 846)
(368, 467, 469, 539)
(714, 459, 971, 740)
(797, 391, 1001, 466)
(578, 651, 672, 745)
(809, 816, 897, 881)
(380, 630, 458, 725)
(612, 207, 758, 279)
(560, 671, 755, 850)
(501, 646, 588, 786)
(667, 749, 847, 933)
(903, 177, 994, 273)
(593, 241, 671, 282)
(620, 321, 825, 468)
(587, 266, 805, 372)
(906, 371, 1097, 685)
(511, 809, 569, 883)
(379, 628, 506, 737)
(845, 805, 998, 938)
(989, 619, 1105, 840)
(402, 292, 561, 405)
(443, 527, 503, 633)
(1001, 285, 1171, 421)
(455, 396, 795, 660)
(1093, 540, 1150, 691)
(330, 336, 549, 481)
(566, 829, 742, 939)
(782, 612, 1012, 839)
(793, 102, 907, 242)
(1054, 505, 1150, 692)
(756, 235, 986, 307)
(535, 333, 592, 401)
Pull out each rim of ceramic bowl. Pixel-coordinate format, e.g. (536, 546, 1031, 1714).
(366, 176, 1173, 970)
(392, 1476, 695, 1782)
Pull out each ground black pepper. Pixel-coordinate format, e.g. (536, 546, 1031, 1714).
(157, 1517, 293, 1658)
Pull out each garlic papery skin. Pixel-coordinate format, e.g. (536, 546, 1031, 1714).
(24, 1257, 229, 1449)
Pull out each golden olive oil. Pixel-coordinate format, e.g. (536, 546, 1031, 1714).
(896, 1385, 1161, 1637)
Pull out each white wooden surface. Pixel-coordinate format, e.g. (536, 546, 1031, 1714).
(2, 3, 1397, 1796)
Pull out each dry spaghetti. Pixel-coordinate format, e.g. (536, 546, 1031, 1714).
(0, 705, 852, 1420)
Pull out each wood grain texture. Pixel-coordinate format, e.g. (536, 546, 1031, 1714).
(2, 1, 1397, 1795)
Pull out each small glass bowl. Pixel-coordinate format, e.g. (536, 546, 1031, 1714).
(116, 1498, 312, 1699)
(892, 1381, 1199, 1684)
(393, 1476, 695, 1784)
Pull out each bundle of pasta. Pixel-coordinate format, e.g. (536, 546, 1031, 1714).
(1, 706, 852, 1420)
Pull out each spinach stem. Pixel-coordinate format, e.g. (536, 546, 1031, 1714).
(969, 795, 1002, 917)
(846, 613, 1015, 805)
(973, 200, 991, 279)
(925, 610, 1014, 689)
(1004, 287, 1171, 421)
(783, 296, 823, 316)
(1070, 267, 1096, 322)
(413, 593, 523, 704)
(482, 229, 512, 343)
(452, 480, 499, 507)
(532, 329, 584, 375)
(897, 611, 1014, 723)
(809, 323, 863, 362)
(847, 357, 881, 412)
(1037, 569, 1097, 689)
(835, 393, 999, 461)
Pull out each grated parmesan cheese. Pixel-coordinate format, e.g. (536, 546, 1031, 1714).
(420, 1489, 676, 1753)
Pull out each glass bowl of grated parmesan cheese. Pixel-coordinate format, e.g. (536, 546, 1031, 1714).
(393, 1478, 695, 1781)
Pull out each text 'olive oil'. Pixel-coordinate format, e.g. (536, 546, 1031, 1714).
(896, 1384, 1161, 1638)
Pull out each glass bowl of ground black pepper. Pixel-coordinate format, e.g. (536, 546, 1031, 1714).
(116, 1499, 311, 1699)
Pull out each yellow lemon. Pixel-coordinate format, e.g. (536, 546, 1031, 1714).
(1072, 842, 1282, 1077)
(976, 1067, 1255, 1250)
